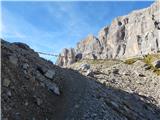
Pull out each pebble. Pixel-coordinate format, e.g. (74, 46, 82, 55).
(36, 98, 42, 106)
(3, 78, 11, 87)
(7, 90, 12, 97)
(25, 101, 29, 106)
(74, 104, 79, 108)
(23, 63, 29, 70)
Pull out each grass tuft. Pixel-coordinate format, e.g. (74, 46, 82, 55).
(143, 54, 160, 76)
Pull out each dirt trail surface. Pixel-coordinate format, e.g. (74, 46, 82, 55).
(2, 39, 160, 120)
(53, 68, 88, 120)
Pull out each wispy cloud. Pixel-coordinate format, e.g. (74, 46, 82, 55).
(45, 2, 96, 38)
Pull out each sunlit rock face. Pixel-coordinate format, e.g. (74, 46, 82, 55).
(57, 1, 160, 66)
(76, 34, 103, 59)
(56, 48, 76, 66)
(98, 1, 160, 58)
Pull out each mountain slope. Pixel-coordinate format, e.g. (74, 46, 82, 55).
(2, 39, 160, 120)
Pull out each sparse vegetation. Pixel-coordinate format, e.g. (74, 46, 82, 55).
(124, 57, 141, 65)
(143, 54, 160, 76)
(123, 54, 160, 75)
(143, 54, 160, 64)
(76, 59, 121, 65)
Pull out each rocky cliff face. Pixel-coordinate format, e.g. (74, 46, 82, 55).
(57, 1, 160, 66)
(56, 48, 76, 66)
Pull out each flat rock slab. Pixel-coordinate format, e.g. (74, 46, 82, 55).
(45, 69, 56, 79)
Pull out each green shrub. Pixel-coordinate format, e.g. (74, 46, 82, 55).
(143, 54, 154, 65)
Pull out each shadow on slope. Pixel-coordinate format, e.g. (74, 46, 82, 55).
(54, 68, 160, 120)
(1, 39, 160, 120)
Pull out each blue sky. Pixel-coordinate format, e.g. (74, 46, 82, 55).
(1, 1, 154, 62)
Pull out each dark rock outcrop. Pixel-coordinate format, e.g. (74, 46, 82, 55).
(1, 39, 62, 119)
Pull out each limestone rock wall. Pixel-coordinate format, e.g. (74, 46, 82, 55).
(56, 48, 76, 66)
(57, 1, 160, 66)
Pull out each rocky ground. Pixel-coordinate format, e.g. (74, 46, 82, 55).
(71, 59, 160, 106)
(1, 39, 160, 120)
(69, 58, 160, 120)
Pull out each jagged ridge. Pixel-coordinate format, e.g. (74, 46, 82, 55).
(57, 1, 160, 66)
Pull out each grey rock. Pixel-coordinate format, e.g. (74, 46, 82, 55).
(24, 101, 28, 106)
(22, 63, 29, 70)
(7, 90, 12, 97)
(23, 70, 27, 74)
(80, 64, 90, 71)
(40, 82, 45, 87)
(37, 66, 47, 74)
(46, 81, 60, 95)
(9, 55, 18, 65)
(35, 71, 60, 95)
(86, 69, 94, 77)
(36, 98, 42, 106)
(3, 78, 11, 87)
(15, 112, 21, 120)
(44, 69, 56, 79)
(74, 104, 79, 108)
(32, 117, 35, 120)
(35, 71, 46, 82)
